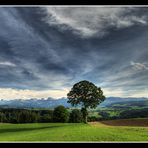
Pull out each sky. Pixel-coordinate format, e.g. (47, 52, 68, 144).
(0, 6, 148, 99)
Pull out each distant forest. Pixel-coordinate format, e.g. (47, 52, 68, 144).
(0, 106, 148, 123)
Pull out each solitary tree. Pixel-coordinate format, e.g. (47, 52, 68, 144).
(67, 80, 105, 123)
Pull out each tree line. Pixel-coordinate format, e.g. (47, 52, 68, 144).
(0, 106, 147, 123)
(0, 106, 86, 123)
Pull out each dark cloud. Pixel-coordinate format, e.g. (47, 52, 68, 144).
(0, 7, 148, 98)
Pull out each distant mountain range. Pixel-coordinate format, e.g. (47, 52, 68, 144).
(0, 97, 69, 109)
(0, 97, 148, 109)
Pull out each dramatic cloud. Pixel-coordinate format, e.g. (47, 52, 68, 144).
(0, 6, 148, 99)
(43, 7, 148, 37)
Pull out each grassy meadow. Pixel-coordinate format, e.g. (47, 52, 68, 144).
(0, 118, 147, 142)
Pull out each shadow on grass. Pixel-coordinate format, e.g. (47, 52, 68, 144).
(0, 125, 64, 134)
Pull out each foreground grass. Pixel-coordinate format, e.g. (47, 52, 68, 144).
(0, 119, 147, 142)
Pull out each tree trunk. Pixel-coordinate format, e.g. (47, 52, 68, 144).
(81, 107, 88, 124)
(84, 114, 87, 124)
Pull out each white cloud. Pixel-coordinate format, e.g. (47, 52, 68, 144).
(103, 87, 148, 98)
(43, 7, 147, 38)
(0, 88, 69, 100)
(131, 61, 148, 71)
(103, 87, 126, 97)
(0, 87, 147, 100)
(0, 61, 16, 67)
(127, 89, 148, 97)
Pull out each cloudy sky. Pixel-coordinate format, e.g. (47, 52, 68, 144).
(0, 6, 148, 99)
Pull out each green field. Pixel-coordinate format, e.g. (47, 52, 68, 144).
(0, 118, 147, 142)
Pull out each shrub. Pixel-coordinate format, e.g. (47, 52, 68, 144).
(38, 110, 53, 123)
(53, 105, 69, 123)
(69, 109, 83, 123)
(88, 116, 98, 122)
(99, 111, 110, 120)
(0, 112, 7, 123)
